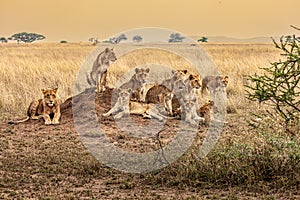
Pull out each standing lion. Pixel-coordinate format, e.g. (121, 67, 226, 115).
(87, 48, 117, 92)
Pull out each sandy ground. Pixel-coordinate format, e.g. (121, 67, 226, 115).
(0, 88, 297, 199)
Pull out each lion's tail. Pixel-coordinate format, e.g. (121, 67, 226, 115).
(8, 116, 30, 124)
(86, 72, 96, 86)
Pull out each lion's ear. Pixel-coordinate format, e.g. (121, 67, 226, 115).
(105, 47, 109, 53)
(111, 48, 114, 51)
(53, 88, 58, 93)
(41, 89, 46, 94)
(189, 74, 193, 80)
(127, 88, 132, 93)
(135, 68, 141, 73)
(171, 70, 176, 74)
(183, 70, 188, 74)
(145, 68, 150, 73)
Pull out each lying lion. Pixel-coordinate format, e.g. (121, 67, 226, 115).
(8, 88, 61, 125)
(102, 88, 172, 121)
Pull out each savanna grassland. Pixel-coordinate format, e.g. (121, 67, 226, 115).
(0, 42, 299, 199)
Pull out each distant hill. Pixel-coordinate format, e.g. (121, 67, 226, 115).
(190, 36, 280, 43)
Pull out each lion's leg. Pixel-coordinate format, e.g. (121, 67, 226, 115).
(114, 112, 125, 120)
(96, 73, 102, 93)
(184, 113, 193, 124)
(43, 113, 52, 125)
(203, 112, 210, 126)
(91, 70, 98, 85)
(52, 109, 61, 125)
(99, 70, 107, 92)
(123, 105, 130, 117)
(164, 95, 173, 116)
(146, 109, 164, 121)
(103, 106, 119, 117)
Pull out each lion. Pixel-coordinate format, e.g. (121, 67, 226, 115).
(181, 92, 205, 126)
(161, 69, 188, 91)
(119, 67, 150, 100)
(103, 88, 171, 121)
(197, 100, 214, 126)
(143, 70, 189, 116)
(201, 75, 229, 95)
(8, 88, 61, 125)
(145, 84, 174, 115)
(87, 48, 117, 92)
(187, 74, 201, 91)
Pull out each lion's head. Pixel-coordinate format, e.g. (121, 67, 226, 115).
(173, 69, 188, 81)
(218, 75, 229, 87)
(42, 88, 59, 107)
(188, 74, 201, 89)
(135, 68, 150, 84)
(118, 88, 131, 102)
(104, 48, 117, 64)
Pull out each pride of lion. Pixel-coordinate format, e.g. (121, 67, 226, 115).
(9, 48, 228, 127)
(98, 48, 229, 126)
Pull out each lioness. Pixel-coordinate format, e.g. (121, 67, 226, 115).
(87, 48, 117, 92)
(103, 88, 170, 121)
(120, 67, 150, 100)
(201, 75, 229, 95)
(8, 88, 61, 125)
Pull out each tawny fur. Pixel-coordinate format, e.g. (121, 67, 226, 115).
(87, 48, 117, 92)
(8, 88, 61, 125)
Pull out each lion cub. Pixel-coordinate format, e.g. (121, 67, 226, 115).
(201, 75, 229, 95)
(120, 67, 150, 100)
(197, 100, 214, 126)
(8, 88, 61, 125)
(181, 93, 205, 126)
(103, 88, 169, 121)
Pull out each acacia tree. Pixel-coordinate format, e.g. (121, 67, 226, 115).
(88, 37, 99, 45)
(168, 33, 185, 42)
(10, 32, 45, 43)
(246, 26, 300, 134)
(0, 37, 8, 43)
(198, 37, 208, 43)
(133, 35, 142, 43)
(109, 34, 127, 44)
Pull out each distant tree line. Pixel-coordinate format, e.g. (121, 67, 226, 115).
(0, 32, 46, 44)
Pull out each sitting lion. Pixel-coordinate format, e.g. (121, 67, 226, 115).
(8, 88, 61, 125)
(120, 67, 150, 100)
(180, 92, 205, 126)
(197, 100, 214, 126)
(86, 48, 117, 93)
(201, 75, 229, 95)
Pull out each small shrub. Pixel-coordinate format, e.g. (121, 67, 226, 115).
(246, 26, 300, 134)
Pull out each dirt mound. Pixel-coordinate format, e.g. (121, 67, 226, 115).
(6, 87, 206, 153)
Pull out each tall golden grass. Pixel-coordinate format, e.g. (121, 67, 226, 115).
(0, 42, 281, 119)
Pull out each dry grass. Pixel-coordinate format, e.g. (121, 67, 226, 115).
(1, 42, 299, 199)
(0, 42, 281, 119)
(0, 43, 93, 119)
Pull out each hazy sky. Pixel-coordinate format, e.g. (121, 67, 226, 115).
(1, 0, 299, 42)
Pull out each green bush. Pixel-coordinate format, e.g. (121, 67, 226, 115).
(246, 26, 300, 134)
